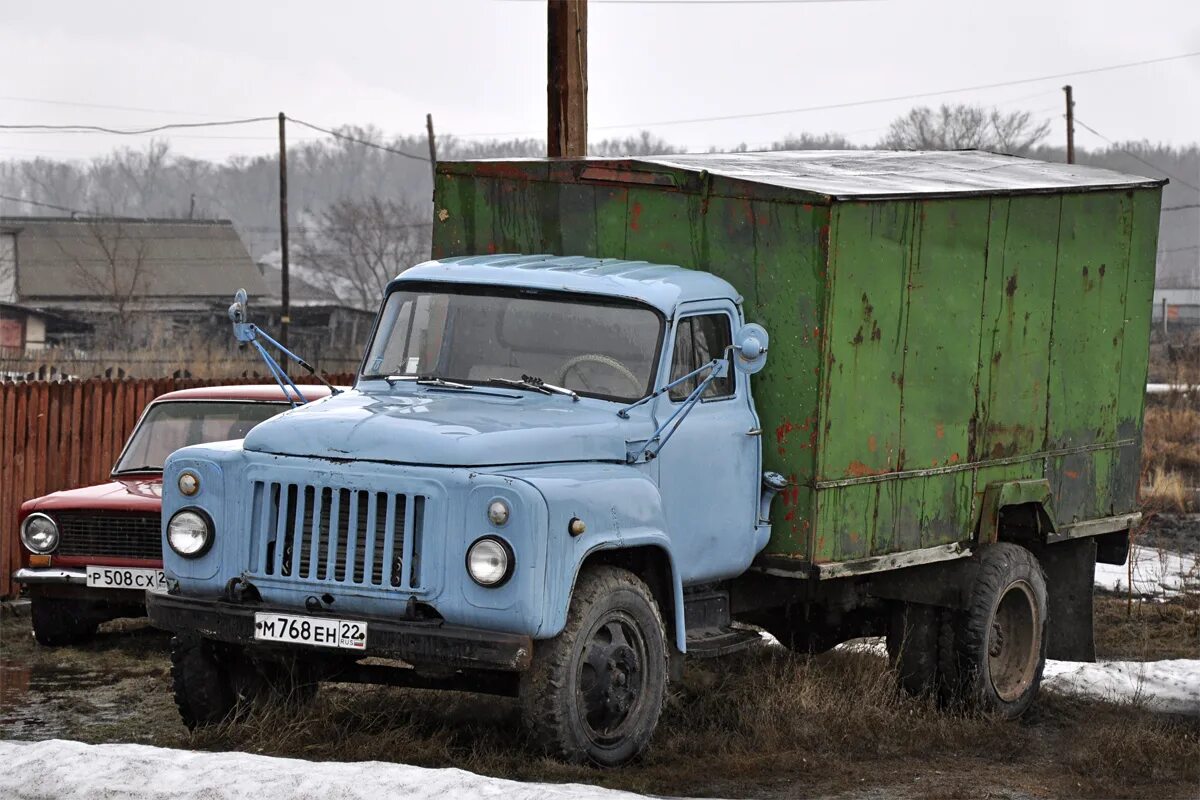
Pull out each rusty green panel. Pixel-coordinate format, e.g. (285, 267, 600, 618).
(752, 201, 828, 555)
(1111, 188, 1161, 512)
(622, 187, 698, 268)
(975, 195, 1060, 458)
(818, 201, 916, 480)
(831, 482, 874, 562)
(918, 471, 975, 549)
(900, 198, 990, 471)
(594, 185, 631, 256)
(1047, 191, 1134, 449)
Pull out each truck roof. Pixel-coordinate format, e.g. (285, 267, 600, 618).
(152, 384, 337, 403)
(397, 254, 741, 315)
(440, 150, 1165, 202)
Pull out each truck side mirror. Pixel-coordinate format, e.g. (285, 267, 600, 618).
(733, 323, 769, 374)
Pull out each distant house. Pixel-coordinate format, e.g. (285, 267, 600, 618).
(0, 218, 268, 340)
(254, 252, 376, 363)
(1152, 288, 1200, 328)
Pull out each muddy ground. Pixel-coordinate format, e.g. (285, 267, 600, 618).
(1, 587, 1197, 800)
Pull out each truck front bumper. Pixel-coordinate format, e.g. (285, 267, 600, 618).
(145, 591, 533, 672)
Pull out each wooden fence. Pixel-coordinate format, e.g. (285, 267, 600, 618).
(1, 376, 352, 599)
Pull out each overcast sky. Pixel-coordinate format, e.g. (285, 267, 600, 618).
(1, 0, 1197, 162)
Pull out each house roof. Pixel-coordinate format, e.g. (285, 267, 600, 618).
(2, 217, 269, 300)
(398, 254, 739, 314)
(442, 150, 1165, 202)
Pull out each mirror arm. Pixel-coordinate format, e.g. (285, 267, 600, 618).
(627, 359, 726, 463)
(617, 354, 728, 419)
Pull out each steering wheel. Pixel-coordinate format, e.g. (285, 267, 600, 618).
(557, 354, 641, 395)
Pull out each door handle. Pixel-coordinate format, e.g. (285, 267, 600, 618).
(745, 428, 762, 436)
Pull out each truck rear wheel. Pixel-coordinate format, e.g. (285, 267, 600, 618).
(886, 602, 942, 696)
(31, 597, 99, 646)
(945, 542, 1048, 718)
(520, 566, 668, 766)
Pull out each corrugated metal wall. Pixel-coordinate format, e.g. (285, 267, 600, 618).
(0, 376, 352, 599)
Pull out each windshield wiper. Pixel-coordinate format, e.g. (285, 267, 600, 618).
(486, 374, 579, 401)
(384, 374, 474, 390)
(113, 465, 162, 474)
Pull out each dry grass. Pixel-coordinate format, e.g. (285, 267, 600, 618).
(3, 608, 1198, 799)
(1142, 467, 1195, 513)
(181, 642, 1200, 799)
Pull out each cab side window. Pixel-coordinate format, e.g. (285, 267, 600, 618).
(668, 313, 734, 400)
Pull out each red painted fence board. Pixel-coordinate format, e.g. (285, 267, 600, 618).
(0, 376, 351, 599)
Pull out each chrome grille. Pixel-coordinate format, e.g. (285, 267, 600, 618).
(55, 512, 161, 560)
(250, 481, 424, 590)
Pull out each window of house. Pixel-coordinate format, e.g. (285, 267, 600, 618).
(668, 313, 734, 401)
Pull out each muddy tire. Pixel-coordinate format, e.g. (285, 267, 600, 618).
(520, 566, 667, 766)
(30, 597, 99, 646)
(886, 602, 942, 696)
(944, 543, 1048, 718)
(170, 636, 242, 730)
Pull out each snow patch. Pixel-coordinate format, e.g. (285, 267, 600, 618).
(0, 739, 658, 800)
(1093, 545, 1199, 599)
(1042, 659, 1200, 715)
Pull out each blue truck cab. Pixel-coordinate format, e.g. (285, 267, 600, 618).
(150, 254, 779, 765)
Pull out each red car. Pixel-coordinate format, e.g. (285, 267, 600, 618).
(13, 384, 334, 645)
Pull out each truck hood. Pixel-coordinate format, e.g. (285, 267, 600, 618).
(242, 388, 637, 466)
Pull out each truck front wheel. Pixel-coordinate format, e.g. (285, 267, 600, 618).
(946, 542, 1048, 718)
(520, 566, 668, 766)
(170, 636, 256, 730)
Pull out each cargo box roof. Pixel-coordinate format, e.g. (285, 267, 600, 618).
(440, 150, 1165, 202)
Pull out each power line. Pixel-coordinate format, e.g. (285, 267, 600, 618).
(1162, 204, 1200, 212)
(284, 117, 430, 162)
(1073, 118, 1200, 192)
(0, 116, 274, 136)
(460, 48, 1200, 136)
(0, 95, 234, 118)
(0, 194, 91, 215)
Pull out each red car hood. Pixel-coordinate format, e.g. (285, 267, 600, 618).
(22, 476, 163, 515)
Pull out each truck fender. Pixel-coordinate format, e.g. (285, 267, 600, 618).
(976, 479, 1056, 545)
(572, 535, 687, 654)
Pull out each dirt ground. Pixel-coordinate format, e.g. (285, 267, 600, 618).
(1, 586, 1197, 800)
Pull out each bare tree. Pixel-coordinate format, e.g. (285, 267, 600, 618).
(296, 197, 431, 311)
(589, 131, 681, 157)
(57, 218, 153, 346)
(880, 104, 1051, 155)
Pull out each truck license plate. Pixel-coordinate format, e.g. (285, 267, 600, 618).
(253, 612, 368, 650)
(86, 566, 166, 590)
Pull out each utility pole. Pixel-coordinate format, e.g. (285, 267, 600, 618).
(426, 113, 438, 188)
(277, 112, 290, 351)
(1063, 85, 1075, 165)
(547, 0, 588, 157)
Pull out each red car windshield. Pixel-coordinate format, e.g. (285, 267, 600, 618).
(113, 401, 289, 474)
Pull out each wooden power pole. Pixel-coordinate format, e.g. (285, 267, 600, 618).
(426, 113, 438, 187)
(547, 0, 588, 158)
(1063, 85, 1075, 165)
(277, 112, 290, 350)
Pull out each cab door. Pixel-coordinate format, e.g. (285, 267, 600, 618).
(654, 301, 762, 583)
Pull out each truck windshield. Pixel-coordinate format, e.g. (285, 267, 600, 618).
(362, 285, 664, 402)
(113, 401, 288, 473)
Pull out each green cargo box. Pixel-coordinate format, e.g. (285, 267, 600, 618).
(432, 151, 1164, 574)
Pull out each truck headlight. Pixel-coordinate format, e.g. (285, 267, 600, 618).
(167, 509, 213, 558)
(466, 536, 513, 587)
(20, 513, 59, 554)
